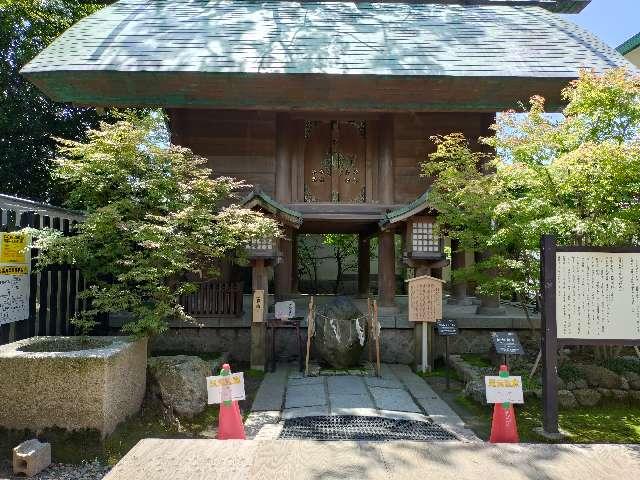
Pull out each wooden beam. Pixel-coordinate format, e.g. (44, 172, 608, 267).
(27, 71, 572, 113)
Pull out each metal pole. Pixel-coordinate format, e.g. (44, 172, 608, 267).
(445, 336, 450, 390)
(541, 235, 559, 434)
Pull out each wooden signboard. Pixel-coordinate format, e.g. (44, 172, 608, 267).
(406, 274, 445, 373)
(540, 235, 640, 435)
(407, 274, 444, 323)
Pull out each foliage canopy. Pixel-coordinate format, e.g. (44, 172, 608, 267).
(33, 114, 279, 336)
(0, 0, 108, 202)
(422, 68, 640, 305)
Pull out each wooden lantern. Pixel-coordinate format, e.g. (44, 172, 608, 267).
(406, 216, 443, 260)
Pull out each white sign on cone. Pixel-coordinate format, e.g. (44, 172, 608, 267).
(206, 372, 246, 404)
(485, 376, 524, 404)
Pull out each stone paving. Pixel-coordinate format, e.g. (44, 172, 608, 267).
(246, 363, 478, 442)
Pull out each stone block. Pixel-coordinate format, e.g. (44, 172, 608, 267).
(147, 355, 211, 417)
(558, 390, 577, 408)
(574, 388, 602, 407)
(13, 439, 51, 477)
(0, 336, 147, 437)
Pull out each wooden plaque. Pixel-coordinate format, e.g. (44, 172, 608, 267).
(252, 290, 265, 323)
(406, 274, 444, 323)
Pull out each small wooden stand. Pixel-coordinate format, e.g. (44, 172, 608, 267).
(406, 274, 445, 372)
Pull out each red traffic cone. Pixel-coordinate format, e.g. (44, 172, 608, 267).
(489, 365, 519, 443)
(217, 364, 246, 440)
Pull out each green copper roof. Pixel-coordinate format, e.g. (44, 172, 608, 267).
(617, 32, 640, 56)
(241, 190, 303, 228)
(380, 190, 434, 228)
(23, 1, 626, 79)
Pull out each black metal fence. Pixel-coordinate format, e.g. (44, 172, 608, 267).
(0, 209, 90, 345)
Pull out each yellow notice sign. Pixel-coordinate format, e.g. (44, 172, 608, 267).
(0, 233, 28, 264)
(0, 265, 28, 276)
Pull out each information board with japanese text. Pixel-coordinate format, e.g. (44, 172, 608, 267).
(556, 252, 640, 339)
(0, 232, 30, 325)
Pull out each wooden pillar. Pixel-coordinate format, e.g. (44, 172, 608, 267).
(358, 234, 370, 297)
(275, 227, 293, 298)
(251, 259, 268, 370)
(291, 231, 299, 293)
(378, 230, 396, 307)
(378, 114, 394, 204)
(450, 239, 468, 302)
(275, 113, 292, 203)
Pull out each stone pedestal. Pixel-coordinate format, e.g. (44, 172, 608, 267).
(13, 439, 51, 477)
(0, 336, 146, 437)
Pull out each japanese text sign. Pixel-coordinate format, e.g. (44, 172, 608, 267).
(485, 376, 524, 404)
(275, 300, 295, 320)
(206, 372, 245, 404)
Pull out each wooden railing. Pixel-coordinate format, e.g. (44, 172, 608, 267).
(180, 281, 244, 317)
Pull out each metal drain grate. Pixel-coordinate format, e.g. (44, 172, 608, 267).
(279, 415, 458, 441)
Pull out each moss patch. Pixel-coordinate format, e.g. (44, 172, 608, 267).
(460, 354, 492, 369)
(452, 395, 640, 443)
(19, 337, 113, 352)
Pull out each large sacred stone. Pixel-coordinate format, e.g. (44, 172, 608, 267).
(313, 297, 367, 369)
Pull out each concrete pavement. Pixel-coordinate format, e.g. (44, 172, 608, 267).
(103, 439, 640, 480)
(247, 363, 477, 441)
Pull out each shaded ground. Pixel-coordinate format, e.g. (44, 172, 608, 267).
(424, 364, 640, 443)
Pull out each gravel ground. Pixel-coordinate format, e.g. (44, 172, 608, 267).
(0, 460, 110, 480)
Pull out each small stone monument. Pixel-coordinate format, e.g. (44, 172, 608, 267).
(13, 439, 51, 477)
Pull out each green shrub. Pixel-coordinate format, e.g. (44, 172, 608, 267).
(601, 357, 640, 375)
(558, 363, 585, 382)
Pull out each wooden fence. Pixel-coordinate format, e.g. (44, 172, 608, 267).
(0, 209, 95, 345)
(0, 205, 244, 345)
(180, 280, 244, 317)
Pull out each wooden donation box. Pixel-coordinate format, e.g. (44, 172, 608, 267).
(406, 274, 445, 372)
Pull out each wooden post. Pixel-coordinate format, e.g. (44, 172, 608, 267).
(541, 235, 559, 434)
(275, 113, 292, 203)
(358, 234, 370, 297)
(275, 227, 293, 298)
(378, 230, 396, 307)
(378, 114, 394, 204)
(305, 296, 315, 376)
(373, 299, 381, 377)
(291, 231, 299, 293)
(251, 259, 268, 371)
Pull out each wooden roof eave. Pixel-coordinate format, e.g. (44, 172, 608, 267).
(241, 190, 303, 229)
(21, 70, 574, 113)
(380, 191, 436, 230)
